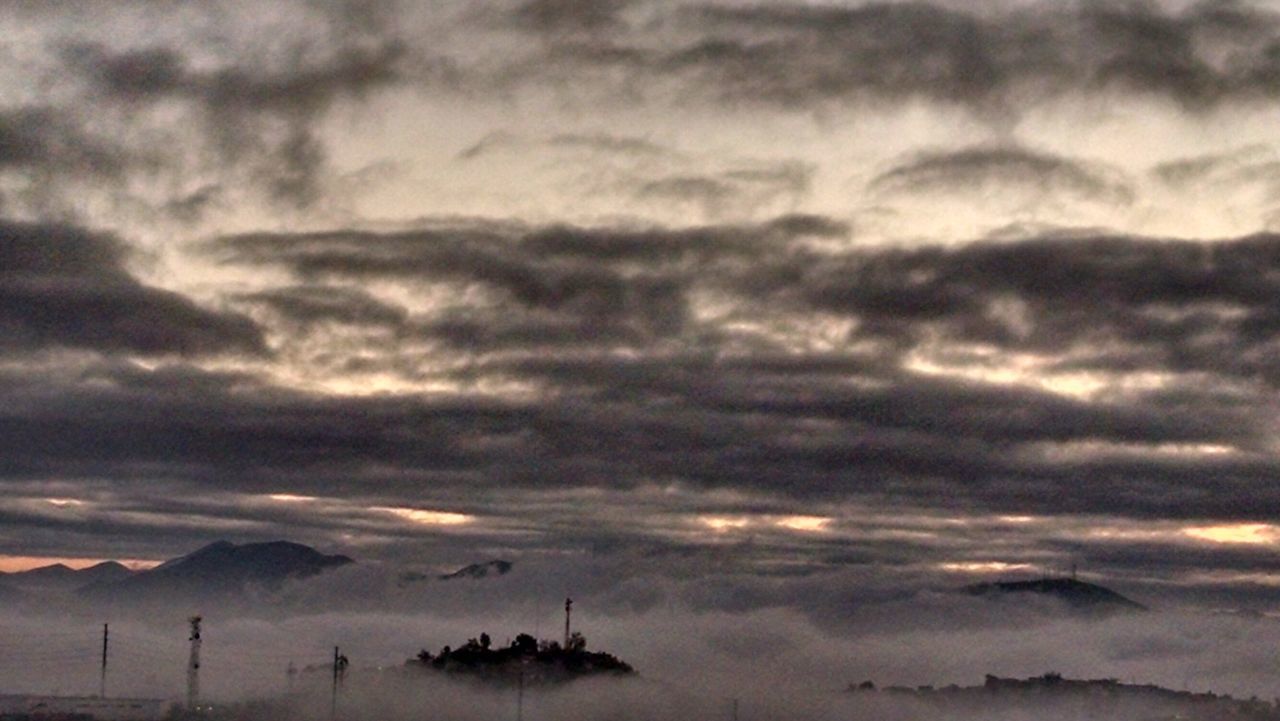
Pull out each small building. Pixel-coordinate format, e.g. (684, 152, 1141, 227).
(0, 694, 169, 720)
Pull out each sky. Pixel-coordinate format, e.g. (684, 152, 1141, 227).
(4, 0, 1280, 619)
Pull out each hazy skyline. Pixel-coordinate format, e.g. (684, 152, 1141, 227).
(5, 0, 1280, 618)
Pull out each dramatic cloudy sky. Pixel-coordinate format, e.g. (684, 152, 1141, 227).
(6, 0, 1280, 610)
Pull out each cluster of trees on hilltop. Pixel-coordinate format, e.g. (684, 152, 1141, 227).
(409, 631, 633, 683)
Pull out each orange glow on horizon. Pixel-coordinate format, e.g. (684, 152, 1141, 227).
(0, 555, 161, 573)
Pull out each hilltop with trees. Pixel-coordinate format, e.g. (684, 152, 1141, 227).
(407, 631, 634, 685)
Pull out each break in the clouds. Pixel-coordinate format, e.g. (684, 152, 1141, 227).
(5, 0, 1280, 616)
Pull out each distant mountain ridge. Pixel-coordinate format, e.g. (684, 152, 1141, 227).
(440, 560, 513, 581)
(4, 561, 135, 591)
(965, 577, 1147, 613)
(79, 540, 353, 601)
(850, 673, 1279, 720)
(0, 561, 134, 593)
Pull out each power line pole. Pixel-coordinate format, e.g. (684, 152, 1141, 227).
(100, 623, 108, 698)
(187, 616, 202, 711)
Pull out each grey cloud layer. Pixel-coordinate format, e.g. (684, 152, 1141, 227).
(6, 0, 1280, 610)
(7, 0, 1280, 230)
(3, 215, 1280, 587)
(0, 221, 264, 355)
(507, 0, 1280, 110)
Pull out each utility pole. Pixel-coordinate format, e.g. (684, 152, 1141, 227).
(99, 623, 108, 698)
(187, 617, 202, 711)
(732, 697, 739, 721)
(563, 597, 572, 648)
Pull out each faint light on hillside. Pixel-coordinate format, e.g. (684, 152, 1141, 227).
(45, 498, 85, 507)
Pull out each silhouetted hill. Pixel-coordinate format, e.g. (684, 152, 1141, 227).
(965, 577, 1146, 613)
(439, 560, 513, 581)
(850, 673, 1280, 720)
(0, 580, 26, 602)
(80, 540, 352, 602)
(408, 631, 634, 685)
(4, 561, 134, 593)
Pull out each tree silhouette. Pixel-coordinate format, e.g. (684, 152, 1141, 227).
(407, 630, 633, 683)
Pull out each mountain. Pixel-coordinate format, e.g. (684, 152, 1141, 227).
(850, 673, 1280, 720)
(80, 540, 353, 602)
(0, 579, 26, 602)
(3, 561, 134, 593)
(439, 560, 513, 581)
(965, 577, 1147, 613)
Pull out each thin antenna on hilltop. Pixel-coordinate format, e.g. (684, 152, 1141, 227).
(100, 623, 109, 698)
(564, 597, 573, 648)
(332, 648, 343, 721)
(331, 646, 349, 721)
(187, 616, 202, 711)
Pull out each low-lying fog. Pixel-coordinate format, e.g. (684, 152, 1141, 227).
(4, 559, 1280, 720)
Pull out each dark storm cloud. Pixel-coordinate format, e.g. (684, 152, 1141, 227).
(60, 36, 408, 208)
(662, 2, 1008, 106)
(0, 107, 122, 176)
(211, 218, 832, 343)
(633, 162, 813, 218)
(501, 0, 1280, 112)
(514, 0, 631, 33)
(236, 285, 408, 330)
(0, 221, 1262, 559)
(0, 344, 1270, 536)
(788, 233, 1280, 381)
(870, 146, 1134, 205)
(0, 220, 265, 356)
(1053, 538, 1280, 579)
(67, 42, 404, 113)
(228, 220, 1280, 386)
(173, 218, 1280, 530)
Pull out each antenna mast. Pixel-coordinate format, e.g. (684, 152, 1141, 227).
(187, 616, 202, 711)
(564, 597, 573, 648)
(100, 623, 108, 698)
